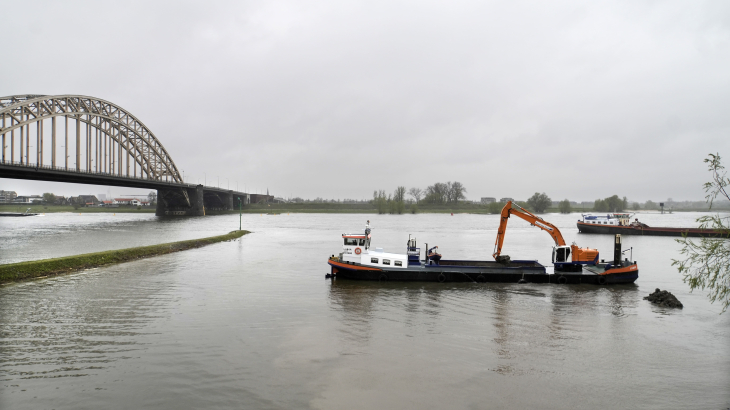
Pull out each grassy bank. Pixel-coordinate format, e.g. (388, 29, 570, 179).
(0, 230, 249, 284)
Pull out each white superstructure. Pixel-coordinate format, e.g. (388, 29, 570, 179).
(340, 233, 408, 269)
(580, 213, 633, 226)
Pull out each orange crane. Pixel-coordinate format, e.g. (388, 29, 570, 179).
(493, 201, 599, 271)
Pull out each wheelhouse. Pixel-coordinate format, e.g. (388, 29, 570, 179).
(581, 213, 633, 226)
(342, 233, 370, 256)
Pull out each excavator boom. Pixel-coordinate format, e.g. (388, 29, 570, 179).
(492, 201, 566, 259)
(492, 201, 599, 267)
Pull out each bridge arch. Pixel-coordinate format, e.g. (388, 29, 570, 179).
(0, 95, 182, 183)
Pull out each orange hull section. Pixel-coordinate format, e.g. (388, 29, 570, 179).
(328, 259, 382, 272)
(599, 263, 638, 276)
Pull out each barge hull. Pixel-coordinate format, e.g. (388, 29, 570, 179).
(577, 221, 726, 238)
(328, 259, 637, 285)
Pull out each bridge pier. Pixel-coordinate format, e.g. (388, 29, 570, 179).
(226, 191, 234, 210)
(156, 185, 205, 216)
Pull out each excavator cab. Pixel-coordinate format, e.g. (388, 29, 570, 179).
(553, 244, 600, 271)
(553, 245, 580, 272)
(552, 246, 571, 263)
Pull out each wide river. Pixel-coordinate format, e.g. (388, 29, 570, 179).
(1, 211, 729, 409)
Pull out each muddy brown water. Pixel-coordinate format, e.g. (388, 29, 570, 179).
(1, 212, 729, 409)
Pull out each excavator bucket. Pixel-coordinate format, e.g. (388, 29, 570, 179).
(495, 255, 511, 265)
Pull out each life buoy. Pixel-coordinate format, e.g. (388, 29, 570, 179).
(354, 247, 361, 255)
(476, 275, 486, 283)
(558, 276, 568, 284)
(437, 273, 446, 283)
(597, 276, 607, 285)
(378, 273, 388, 282)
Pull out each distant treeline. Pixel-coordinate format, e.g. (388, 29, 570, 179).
(273, 191, 725, 213)
(480, 193, 718, 215)
(371, 182, 468, 214)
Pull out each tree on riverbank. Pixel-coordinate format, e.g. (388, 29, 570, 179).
(42, 193, 56, 204)
(372, 187, 406, 214)
(408, 187, 422, 204)
(527, 192, 551, 213)
(373, 190, 387, 214)
(593, 195, 627, 212)
(392, 186, 406, 214)
(422, 181, 467, 205)
(558, 199, 571, 214)
(673, 153, 730, 313)
(148, 191, 157, 207)
(488, 201, 505, 214)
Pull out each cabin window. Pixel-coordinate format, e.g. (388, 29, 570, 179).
(383, 259, 391, 265)
(603, 222, 607, 225)
(344, 238, 358, 246)
(394, 261, 402, 267)
(371, 258, 379, 263)
(555, 248, 567, 262)
(358, 239, 366, 246)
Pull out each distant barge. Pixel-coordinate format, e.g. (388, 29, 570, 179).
(0, 208, 38, 217)
(577, 213, 726, 238)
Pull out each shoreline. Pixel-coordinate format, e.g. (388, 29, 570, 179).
(0, 230, 250, 284)
(1, 204, 722, 215)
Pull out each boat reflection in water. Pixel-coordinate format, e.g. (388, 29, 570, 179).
(327, 279, 640, 375)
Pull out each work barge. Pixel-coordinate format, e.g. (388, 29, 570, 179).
(327, 202, 639, 285)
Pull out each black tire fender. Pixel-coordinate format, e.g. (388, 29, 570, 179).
(378, 273, 388, 282)
(437, 273, 446, 283)
(558, 276, 568, 285)
(476, 275, 486, 283)
(597, 275, 607, 285)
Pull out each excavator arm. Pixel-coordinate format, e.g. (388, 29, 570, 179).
(492, 201, 566, 260)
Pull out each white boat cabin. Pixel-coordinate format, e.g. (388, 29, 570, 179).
(340, 233, 408, 268)
(580, 213, 633, 226)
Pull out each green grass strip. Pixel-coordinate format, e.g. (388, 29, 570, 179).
(0, 230, 250, 284)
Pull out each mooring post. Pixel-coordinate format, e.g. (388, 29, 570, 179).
(613, 234, 622, 266)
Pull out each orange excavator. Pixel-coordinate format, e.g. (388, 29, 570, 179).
(493, 201, 599, 271)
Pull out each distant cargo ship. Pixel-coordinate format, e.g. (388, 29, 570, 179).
(577, 213, 726, 238)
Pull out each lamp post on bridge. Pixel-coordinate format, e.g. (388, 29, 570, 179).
(237, 197, 242, 231)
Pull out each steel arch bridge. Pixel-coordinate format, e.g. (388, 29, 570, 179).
(0, 94, 272, 215)
(0, 94, 182, 183)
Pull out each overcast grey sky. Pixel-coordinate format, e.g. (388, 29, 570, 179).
(2, 0, 729, 202)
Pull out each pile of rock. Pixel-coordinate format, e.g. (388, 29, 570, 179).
(644, 288, 683, 308)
